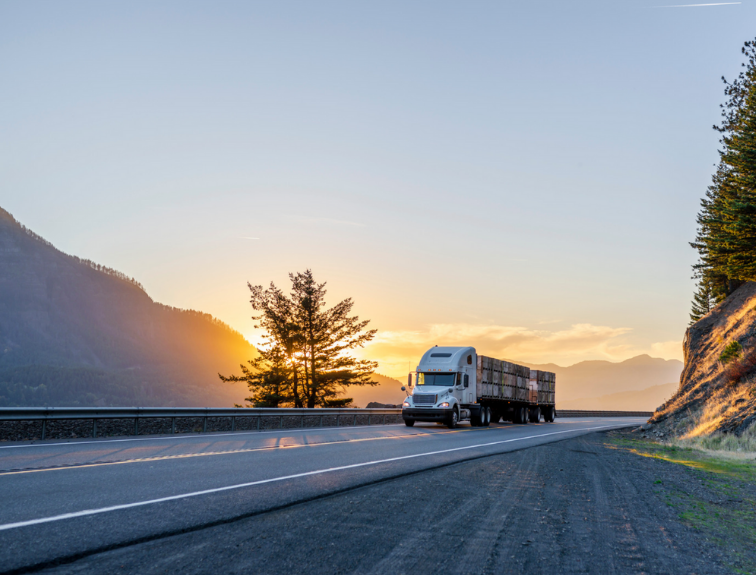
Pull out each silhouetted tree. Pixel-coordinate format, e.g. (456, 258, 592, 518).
(220, 270, 378, 408)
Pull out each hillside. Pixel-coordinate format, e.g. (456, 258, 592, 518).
(651, 282, 756, 438)
(528, 355, 683, 404)
(0, 207, 251, 407)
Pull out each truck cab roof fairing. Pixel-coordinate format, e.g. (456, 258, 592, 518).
(416, 347, 476, 371)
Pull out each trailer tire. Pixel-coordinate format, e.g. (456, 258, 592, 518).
(529, 407, 541, 423)
(446, 409, 459, 429)
(482, 407, 491, 427)
(520, 407, 529, 425)
(404, 419, 415, 427)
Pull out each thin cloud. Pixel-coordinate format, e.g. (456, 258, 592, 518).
(654, 2, 740, 7)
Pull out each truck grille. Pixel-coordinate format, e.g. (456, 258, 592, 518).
(413, 394, 437, 405)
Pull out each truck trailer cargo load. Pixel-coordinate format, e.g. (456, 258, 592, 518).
(401, 346, 556, 428)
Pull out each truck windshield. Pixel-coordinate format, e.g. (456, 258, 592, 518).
(416, 373, 456, 387)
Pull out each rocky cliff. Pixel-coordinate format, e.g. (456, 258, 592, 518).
(650, 282, 756, 437)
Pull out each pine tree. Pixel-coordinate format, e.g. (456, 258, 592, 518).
(219, 270, 378, 408)
(692, 38, 756, 307)
(690, 280, 715, 325)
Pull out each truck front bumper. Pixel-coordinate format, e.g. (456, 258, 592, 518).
(402, 408, 453, 422)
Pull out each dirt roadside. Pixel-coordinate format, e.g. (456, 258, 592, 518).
(41, 429, 754, 575)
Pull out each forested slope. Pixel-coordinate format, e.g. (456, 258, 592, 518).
(0, 207, 251, 407)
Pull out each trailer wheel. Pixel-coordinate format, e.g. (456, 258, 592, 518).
(529, 407, 541, 423)
(404, 419, 415, 427)
(520, 407, 529, 425)
(446, 409, 459, 429)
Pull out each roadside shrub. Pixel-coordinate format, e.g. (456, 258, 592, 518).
(724, 344, 756, 385)
(719, 341, 744, 364)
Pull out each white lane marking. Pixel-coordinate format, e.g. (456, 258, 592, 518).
(0, 424, 621, 532)
(0, 428, 469, 475)
(0, 424, 406, 450)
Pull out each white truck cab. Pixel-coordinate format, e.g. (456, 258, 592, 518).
(401, 346, 479, 428)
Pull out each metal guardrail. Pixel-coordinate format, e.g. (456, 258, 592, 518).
(0, 407, 401, 420)
(557, 410, 653, 418)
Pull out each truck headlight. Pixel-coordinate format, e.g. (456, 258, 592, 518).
(438, 402, 450, 408)
(402, 401, 411, 408)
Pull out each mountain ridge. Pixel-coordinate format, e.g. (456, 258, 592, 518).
(0, 206, 252, 407)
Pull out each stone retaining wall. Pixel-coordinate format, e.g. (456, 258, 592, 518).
(0, 412, 405, 442)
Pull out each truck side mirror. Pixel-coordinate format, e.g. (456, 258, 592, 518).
(407, 373, 413, 387)
(464, 374, 469, 388)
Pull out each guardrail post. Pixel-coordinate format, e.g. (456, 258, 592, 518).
(301, 415, 304, 429)
(280, 415, 283, 429)
(203, 417, 207, 433)
(382, 414, 386, 425)
(92, 419, 97, 439)
(353, 414, 356, 426)
(134, 417, 139, 436)
(231, 417, 235, 432)
(41, 419, 46, 440)
(171, 418, 176, 434)
(320, 415, 323, 427)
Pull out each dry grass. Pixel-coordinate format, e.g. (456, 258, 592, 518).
(661, 382, 756, 454)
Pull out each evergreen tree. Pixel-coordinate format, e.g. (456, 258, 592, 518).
(220, 270, 378, 408)
(692, 38, 756, 306)
(690, 280, 715, 325)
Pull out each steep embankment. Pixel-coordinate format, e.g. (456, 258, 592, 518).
(651, 282, 756, 437)
(0, 207, 252, 407)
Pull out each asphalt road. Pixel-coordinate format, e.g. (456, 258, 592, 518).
(0, 418, 643, 573)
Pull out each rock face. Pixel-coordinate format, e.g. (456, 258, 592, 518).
(0, 207, 252, 407)
(651, 282, 756, 436)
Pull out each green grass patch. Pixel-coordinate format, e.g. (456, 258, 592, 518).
(608, 432, 756, 573)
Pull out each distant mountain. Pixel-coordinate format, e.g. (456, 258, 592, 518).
(0, 207, 252, 407)
(557, 382, 678, 411)
(528, 354, 683, 404)
(348, 374, 406, 408)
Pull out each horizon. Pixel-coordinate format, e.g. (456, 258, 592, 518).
(3, 1, 750, 379)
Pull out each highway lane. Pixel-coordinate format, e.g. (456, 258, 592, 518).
(0, 418, 644, 573)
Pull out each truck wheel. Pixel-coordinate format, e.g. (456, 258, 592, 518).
(446, 409, 459, 429)
(482, 407, 491, 427)
(532, 407, 541, 423)
(470, 409, 482, 427)
(521, 407, 529, 425)
(404, 419, 415, 427)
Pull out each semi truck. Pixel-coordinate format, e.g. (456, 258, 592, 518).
(401, 346, 556, 428)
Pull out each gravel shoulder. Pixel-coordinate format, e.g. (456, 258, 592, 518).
(36, 429, 753, 575)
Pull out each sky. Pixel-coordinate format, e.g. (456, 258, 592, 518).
(1, 0, 754, 378)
